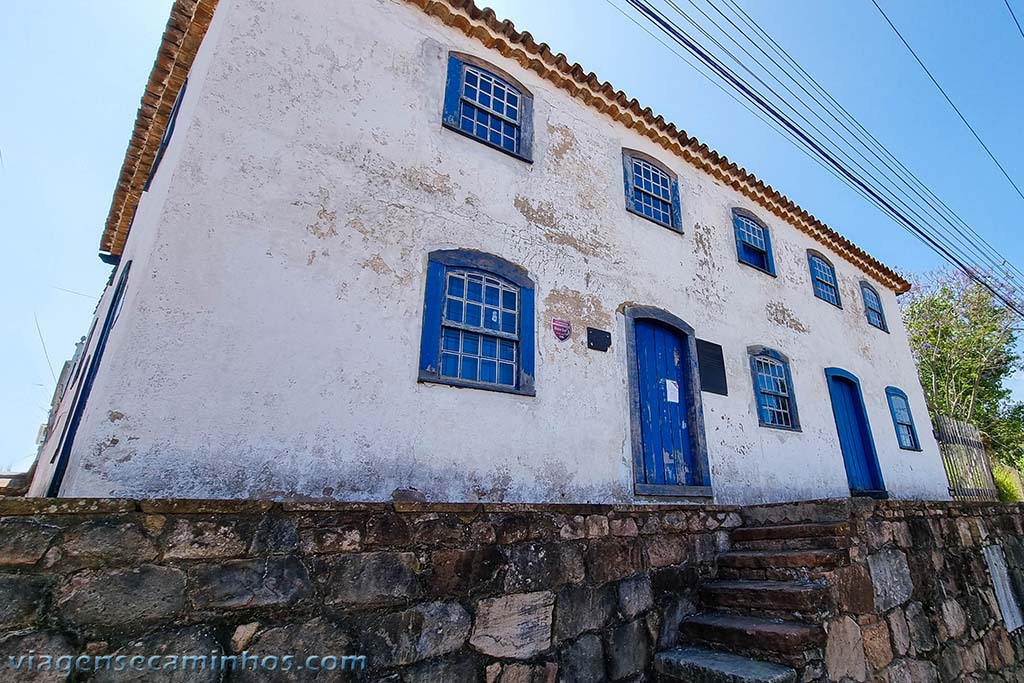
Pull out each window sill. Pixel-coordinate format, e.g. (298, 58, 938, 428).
(867, 323, 890, 334)
(737, 258, 777, 277)
(634, 483, 713, 498)
(757, 423, 802, 433)
(813, 293, 843, 309)
(898, 446, 923, 452)
(626, 206, 683, 234)
(418, 372, 535, 397)
(442, 122, 533, 164)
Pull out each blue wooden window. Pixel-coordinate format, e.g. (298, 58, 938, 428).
(442, 54, 532, 161)
(732, 210, 775, 275)
(623, 151, 682, 231)
(808, 251, 842, 307)
(861, 282, 888, 331)
(145, 78, 188, 191)
(885, 387, 921, 450)
(748, 346, 800, 431)
(419, 250, 535, 396)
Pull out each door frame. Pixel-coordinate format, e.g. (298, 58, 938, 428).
(624, 305, 712, 498)
(824, 367, 887, 498)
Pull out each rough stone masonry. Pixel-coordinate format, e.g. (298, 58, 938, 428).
(1, 497, 1023, 682)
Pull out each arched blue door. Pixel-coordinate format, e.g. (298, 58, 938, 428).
(826, 368, 885, 495)
(634, 319, 697, 486)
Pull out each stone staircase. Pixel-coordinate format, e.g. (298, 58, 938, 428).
(655, 501, 853, 683)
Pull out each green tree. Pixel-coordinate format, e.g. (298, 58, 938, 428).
(900, 269, 1024, 467)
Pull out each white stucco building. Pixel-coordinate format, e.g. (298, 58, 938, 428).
(29, 0, 950, 505)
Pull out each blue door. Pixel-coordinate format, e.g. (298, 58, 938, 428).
(635, 319, 697, 486)
(826, 368, 885, 494)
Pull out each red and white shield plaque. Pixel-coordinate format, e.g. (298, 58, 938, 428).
(552, 318, 572, 341)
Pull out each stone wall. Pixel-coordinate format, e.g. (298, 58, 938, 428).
(0, 497, 740, 682)
(5, 497, 1024, 682)
(824, 500, 1024, 682)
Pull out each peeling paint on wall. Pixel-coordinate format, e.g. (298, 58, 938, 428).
(766, 301, 810, 334)
(50, 0, 948, 506)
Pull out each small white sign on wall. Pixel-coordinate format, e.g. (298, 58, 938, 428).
(984, 544, 1024, 632)
(664, 379, 679, 404)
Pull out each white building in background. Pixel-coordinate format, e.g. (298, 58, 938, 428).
(29, 0, 950, 505)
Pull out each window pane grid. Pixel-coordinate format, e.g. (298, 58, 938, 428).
(811, 256, 840, 305)
(440, 269, 519, 387)
(863, 286, 886, 329)
(631, 158, 673, 226)
(735, 215, 767, 252)
(896, 423, 916, 449)
(755, 357, 794, 428)
(459, 66, 522, 154)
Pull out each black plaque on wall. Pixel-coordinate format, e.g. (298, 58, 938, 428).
(587, 327, 612, 352)
(696, 339, 728, 395)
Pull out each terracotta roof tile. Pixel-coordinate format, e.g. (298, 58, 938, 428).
(100, 0, 909, 293)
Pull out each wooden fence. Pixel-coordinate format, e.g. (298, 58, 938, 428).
(935, 415, 999, 502)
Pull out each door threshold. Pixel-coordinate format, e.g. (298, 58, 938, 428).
(851, 489, 889, 500)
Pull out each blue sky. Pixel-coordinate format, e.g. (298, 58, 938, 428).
(2, 0, 1023, 472)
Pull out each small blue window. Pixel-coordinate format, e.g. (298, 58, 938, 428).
(748, 346, 800, 431)
(419, 250, 535, 395)
(885, 387, 921, 450)
(861, 282, 888, 332)
(732, 210, 775, 275)
(808, 251, 841, 307)
(442, 54, 532, 161)
(145, 78, 188, 190)
(623, 150, 682, 231)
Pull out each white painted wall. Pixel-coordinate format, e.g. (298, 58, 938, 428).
(49, 0, 950, 504)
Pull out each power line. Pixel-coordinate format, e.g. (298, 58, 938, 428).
(33, 312, 57, 384)
(718, 0, 1024, 287)
(677, 0, 1024, 300)
(667, 0, 1012, 288)
(621, 0, 1024, 315)
(871, 0, 1024, 204)
(1005, 0, 1024, 42)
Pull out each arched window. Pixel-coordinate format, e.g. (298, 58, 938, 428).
(442, 53, 533, 161)
(885, 387, 921, 450)
(861, 282, 888, 332)
(807, 251, 841, 307)
(748, 346, 800, 431)
(622, 150, 682, 232)
(732, 209, 776, 275)
(419, 250, 535, 395)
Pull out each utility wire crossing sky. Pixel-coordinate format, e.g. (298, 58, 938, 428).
(2, 0, 1024, 473)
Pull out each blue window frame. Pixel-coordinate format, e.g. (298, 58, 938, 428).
(748, 346, 800, 431)
(808, 251, 842, 307)
(442, 54, 533, 162)
(885, 387, 921, 450)
(861, 282, 888, 332)
(145, 78, 188, 191)
(419, 250, 535, 396)
(732, 210, 776, 275)
(622, 150, 682, 231)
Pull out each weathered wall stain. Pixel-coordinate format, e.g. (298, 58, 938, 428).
(303, 187, 338, 239)
(543, 287, 613, 330)
(546, 121, 576, 163)
(513, 195, 560, 231)
(766, 301, 810, 334)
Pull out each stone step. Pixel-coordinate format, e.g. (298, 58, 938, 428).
(731, 521, 849, 544)
(655, 645, 796, 683)
(680, 613, 825, 656)
(701, 580, 830, 615)
(718, 549, 847, 571)
(718, 566, 836, 582)
(740, 499, 851, 527)
(731, 535, 850, 552)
